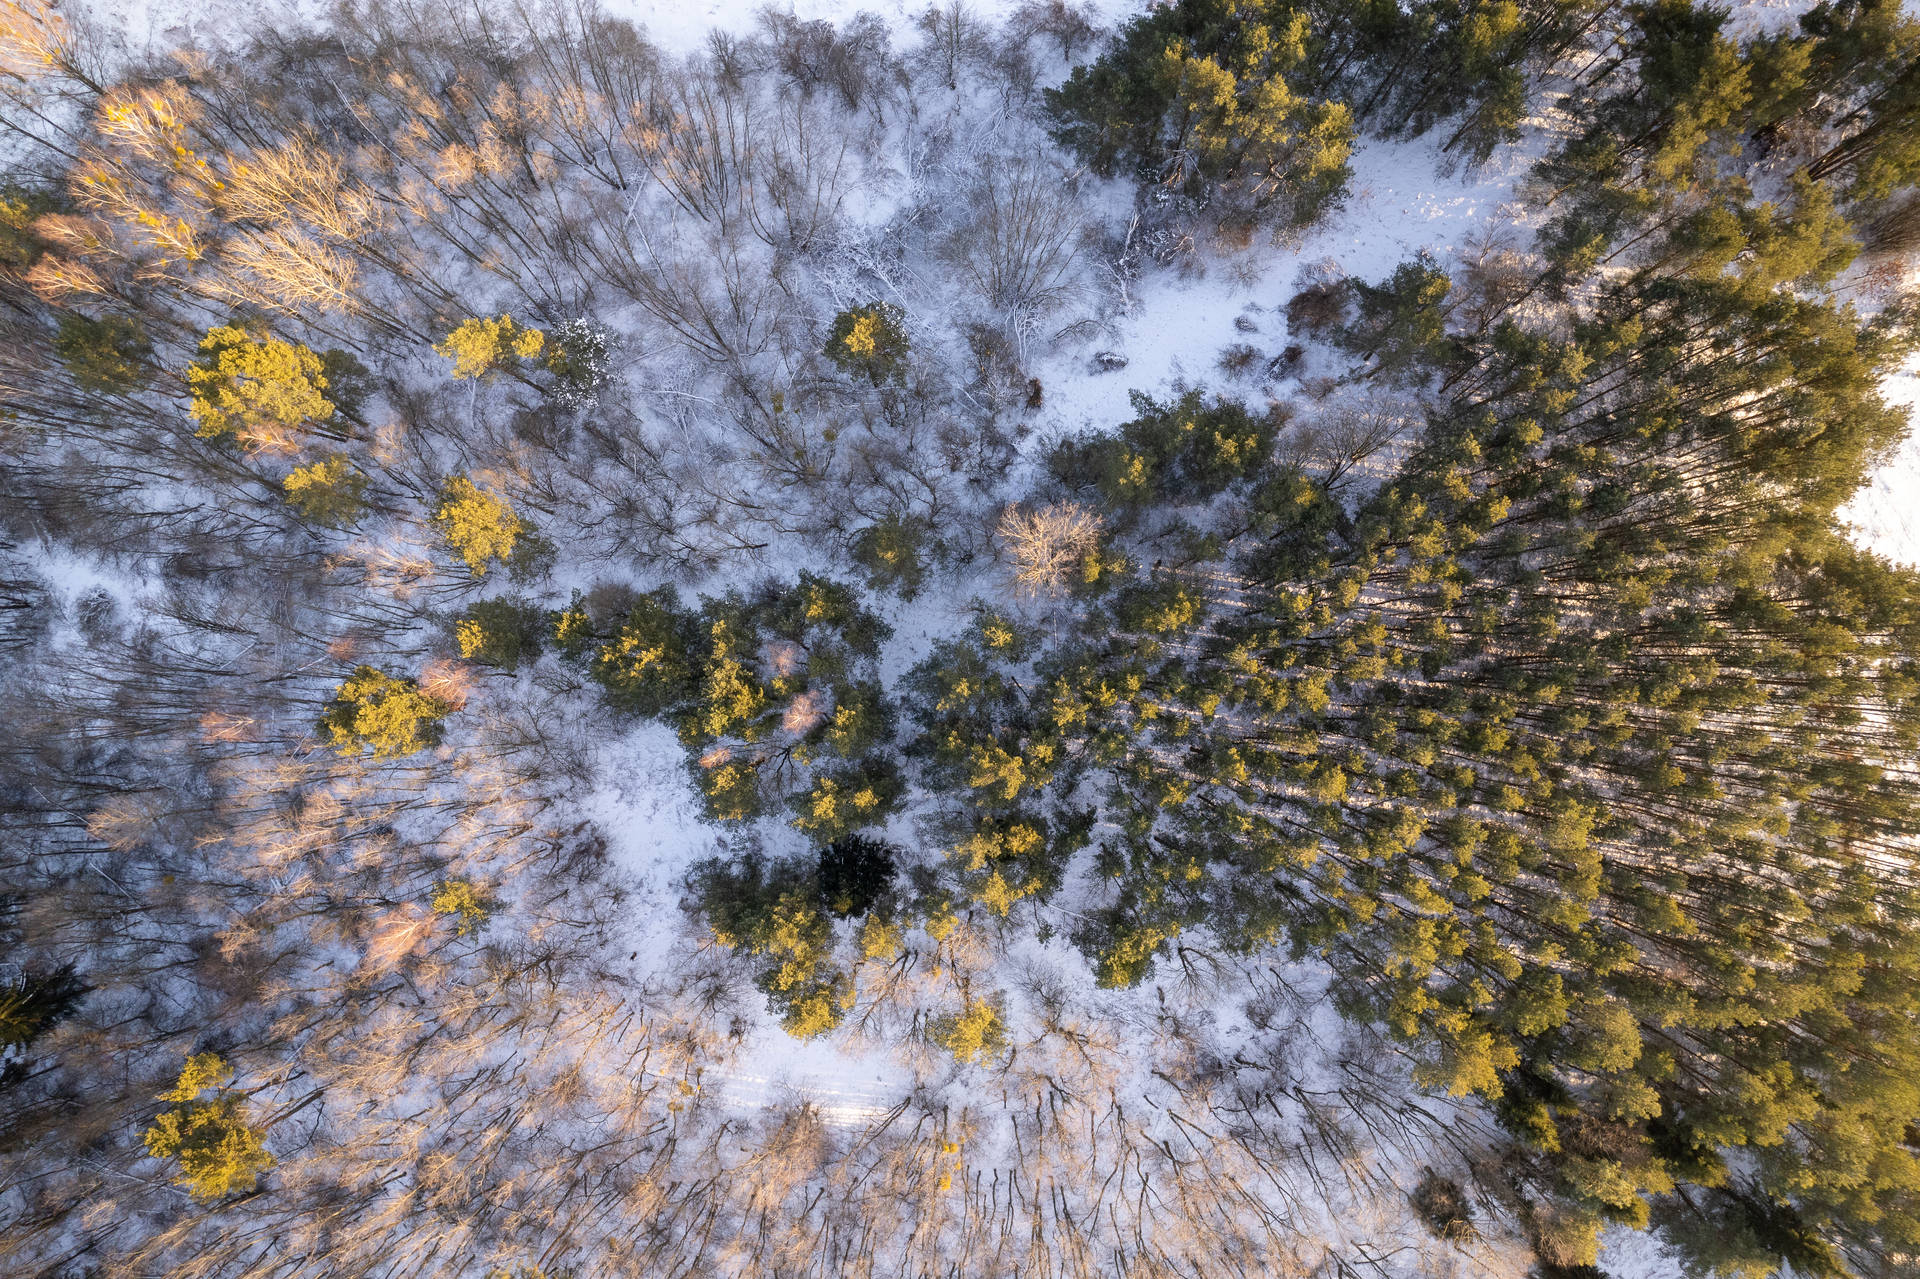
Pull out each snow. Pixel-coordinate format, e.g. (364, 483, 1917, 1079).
(1022, 134, 1538, 438)
(578, 720, 718, 971)
(1841, 360, 1920, 566)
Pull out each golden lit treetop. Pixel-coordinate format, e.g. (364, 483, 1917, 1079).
(186, 323, 333, 447)
(318, 666, 453, 759)
(433, 475, 524, 576)
(825, 302, 908, 384)
(282, 454, 366, 525)
(435, 314, 546, 380)
(142, 1052, 274, 1201)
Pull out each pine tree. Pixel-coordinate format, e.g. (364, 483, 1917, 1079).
(433, 475, 524, 577)
(434, 314, 546, 380)
(318, 666, 453, 759)
(431, 878, 491, 936)
(142, 1053, 274, 1201)
(0, 965, 87, 1052)
(1045, 0, 1354, 226)
(282, 454, 367, 525)
(454, 597, 545, 671)
(825, 302, 910, 385)
(51, 313, 148, 393)
(186, 323, 334, 447)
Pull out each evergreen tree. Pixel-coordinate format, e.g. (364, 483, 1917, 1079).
(142, 1054, 275, 1201)
(825, 302, 910, 385)
(817, 833, 898, 919)
(695, 854, 853, 1038)
(1046, 0, 1354, 226)
(435, 314, 546, 380)
(282, 454, 367, 525)
(186, 323, 335, 446)
(574, 575, 902, 837)
(455, 597, 546, 672)
(433, 475, 524, 577)
(0, 965, 87, 1053)
(51, 313, 148, 393)
(318, 666, 454, 759)
(970, 258, 1920, 1269)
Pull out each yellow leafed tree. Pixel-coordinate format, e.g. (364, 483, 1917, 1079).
(142, 1053, 275, 1201)
(186, 323, 333, 448)
(434, 314, 545, 379)
(433, 475, 523, 576)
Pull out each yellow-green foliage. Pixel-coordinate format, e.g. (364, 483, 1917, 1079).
(1094, 921, 1175, 989)
(842, 310, 879, 359)
(699, 757, 764, 823)
(762, 892, 828, 992)
(455, 619, 487, 658)
(187, 324, 334, 442)
(143, 1053, 274, 1201)
(162, 1052, 231, 1103)
(859, 914, 903, 962)
(690, 620, 765, 741)
(454, 598, 540, 670)
(790, 774, 883, 839)
(954, 823, 1045, 916)
(433, 475, 523, 576)
(319, 666, 451, 759)
(435, 314, 546, 379)
(825, 303, 908, 383)
(935, 996, 1005, 1064)
(553, 600, 592, 654)
(282, 454, 366, 524)
(431, 878, 490, 936)
(781, 990, 843, 1039)
(743, 890, 848, 1038)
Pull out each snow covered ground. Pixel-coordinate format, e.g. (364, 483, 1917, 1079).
(1842, 360, 1920, 564)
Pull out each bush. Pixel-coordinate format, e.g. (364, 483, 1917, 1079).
(1285, 282, 1350, 338)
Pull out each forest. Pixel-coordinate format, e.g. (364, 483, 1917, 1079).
(1, 0, 1918, 1275)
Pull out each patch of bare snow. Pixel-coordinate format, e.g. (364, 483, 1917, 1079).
(1026, 132, 1538, 441)
(581, 720, 718, 968)
(1845, 360, 1920, 566)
